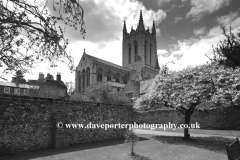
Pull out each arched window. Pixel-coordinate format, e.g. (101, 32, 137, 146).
(107, 71, 111, 81)
(128, 44, 131, 64)
(87, 68, 90, 87)
(144, 41, 147, 63)
(150, 44, 152, 65)
(82, 69, 85, 90)
(134, 41, 137, 62)
(97, 68, 103, 82)
(79, 73, 81, 93)
(116, 73, 120, 83)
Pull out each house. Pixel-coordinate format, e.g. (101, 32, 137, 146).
(0, 81, 40, 96)
(0, 72, 68, 99)
(34, 72, 68, 99)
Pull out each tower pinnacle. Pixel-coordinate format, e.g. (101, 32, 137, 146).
(123, 20, 127, 32)
(138, 10, 145, 30)
(139, 10, 143, 22)
(152, 20, 156, 34)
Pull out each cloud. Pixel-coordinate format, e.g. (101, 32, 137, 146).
(49, 0, 166, 44)
(179, 0, 189, 7)
(158, 15, 240, 71)
(157, 49, 169, 56)
(156, 0, 171, 6)
(156, 29, 161, 36)
(166, 4, 176, 12)
(61, 0, 122, 43)
(216, 10, 240, 29)
(187, 0, 231, 21)
(193, 27, 206, 36)
(174, 16, 182, 23)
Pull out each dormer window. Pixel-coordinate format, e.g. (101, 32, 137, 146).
(4, 87, 10, 94)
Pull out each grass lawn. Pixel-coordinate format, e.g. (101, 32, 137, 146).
(0, 134, 233, 160)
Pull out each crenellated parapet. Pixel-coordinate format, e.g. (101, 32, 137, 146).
(124, 27, 156, 39)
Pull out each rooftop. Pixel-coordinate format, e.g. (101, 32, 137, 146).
(129, 80, 140, 92)
(85, 53, 128, 72)
(140, 79, 154, 95)
(0, 81, 40, 89)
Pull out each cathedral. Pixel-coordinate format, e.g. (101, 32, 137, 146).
(75, 10, 160, 99)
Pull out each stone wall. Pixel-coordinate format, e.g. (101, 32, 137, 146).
(0, 94, 133, 154)
(134, 105, 240, 130)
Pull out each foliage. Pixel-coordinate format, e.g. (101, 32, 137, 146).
(211, 26, 240, 67)
(0, 0, 86, 79)
(135, 62, 240, 111)
(14, 70, 24, 79)
(124, 128, 139, 156)
(124, 129, 139, 144)
(159, 61, 175, 76)
(135, 62, 240, 138)
(70, 84, 131, 105)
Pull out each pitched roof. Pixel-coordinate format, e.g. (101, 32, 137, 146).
(140, 79, 154, 95)
(85, 53, 128, 71)
(42, 80, 67, 89)
(129, 80, 140, 92)
(0, 81, 40, 89)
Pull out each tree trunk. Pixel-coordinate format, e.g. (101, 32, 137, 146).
(131, 140, 135, 156)
(184, 113, 190, 140)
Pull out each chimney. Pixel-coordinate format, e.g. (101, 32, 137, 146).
(38, 72, 44, 82)
(57, 72, 61, 81)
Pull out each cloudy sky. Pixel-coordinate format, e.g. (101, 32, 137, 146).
(5, 0, 240, 84)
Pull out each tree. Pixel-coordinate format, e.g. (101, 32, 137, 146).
(0, 0, 86, 79)
(135, 63, 240, 139)
(13, 69, 26, 85)
(211, 26, 240, 67)
(159, 61, 175, 75)
(14, 70, 24, 79)
(124, 128, 139, 156)
(70, 84, 131, 105)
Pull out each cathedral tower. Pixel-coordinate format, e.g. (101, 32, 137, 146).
(122, 10, 160, 81)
